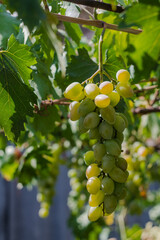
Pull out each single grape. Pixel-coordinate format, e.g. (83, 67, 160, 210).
(104, 195, 117, 214)
(99, 81, 113, 95)
(116, 82, 133, 98)
(86, 163, 101, 179)
(86, 176, 101, 194)
(76, 91, 85, 101)
(113, 114, 126, 132)
(116, 69, 130, 83)
(116, 157, 128, 171)
(118, 113, 128, 128)
(83, 112, 100, 129)
(78, 98, 96, 117)
(102, 155, 115, 173)
(116, 132, 124, 144)
(100, 105, 116, 125)
(95, 94, 110, 108)
(101, 177, 114, 195)
(93, 143, 106, 164)
(79, 117, 88, 133)
(39, 207, 49, 218)
(88, 206, 102, 222)
(84, 83, 99, 99)
(109, 167, 128, 183)
(84, 151, 95, 166)
(108, 91, 120, 107)
(89, 190, 104, 207)
(89, 128, 101, 140)
(114, 183, 127, 200)
(64, 82, 83, 100)
(99, 121, 113, 140)
(105, 140, 121, 156)
(69, 101, 81, 121)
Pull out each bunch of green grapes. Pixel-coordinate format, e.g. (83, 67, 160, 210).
(64, 69, 133, 221)
(37, 144, 61, 218)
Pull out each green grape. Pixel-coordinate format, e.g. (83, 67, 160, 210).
(116, 132, 124, 144)
(113, 114, 126, 132)
(116, 82, 134, 98)
(99, 121, 113, 140)
(86, 176, 101, 194)
(108, 91, 120, 107)
(116, 157, 128, 171)
(114, 183, 125, 199)
(88, 206, 102, 222)
(104, 195, 118, 214)
(78, 98, 96, 117)
(69, 101, 81, 121)
(95, 94, 110, 108)
(100, 105, 116, 125)
(37, 193, 45, 202)
(86, 163, 101, 179)
(109, 167, 128, 183)
(84, 151, 95, 166)
(102, 155, 115, 173)
(99, 81, 113, 95)
(119, 113, 128, 128)
(116, 69, 130, 83)
(64, 82, 83, 100)
(105, 140, 121, 156)
(79, 117, 88, 133)
(89, 190, 104, 207)
(101, 177, 114, 195)
(39, 207, 49, 218)
(83, 112, 100, 129)
(93, 143, 106, 164)
(84, 83, 99, 99)
(89, 128, 101, 140)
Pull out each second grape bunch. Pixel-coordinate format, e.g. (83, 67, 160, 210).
(64, 69, 133, 222)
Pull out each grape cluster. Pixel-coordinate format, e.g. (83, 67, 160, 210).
(64, 69, 132, 221)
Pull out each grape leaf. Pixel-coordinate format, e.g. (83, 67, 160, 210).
(64, 22, 83, 45)
(0, 37, 37, 141)
(0, 4, 20, 48)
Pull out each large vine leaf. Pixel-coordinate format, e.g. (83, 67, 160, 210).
(0, 36, 37, 142)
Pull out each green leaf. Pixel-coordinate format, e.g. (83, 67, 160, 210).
(103, 48, 125, 80)
(4, 34, 37, 85)
(64, 22, 83, 45)
(31, 106, 60, 135)
(5, 0, 46, 31)
(0, 37, 37, 141)
(0, 4, 20, 48)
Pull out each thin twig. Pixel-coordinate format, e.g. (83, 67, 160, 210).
(132, 106, 160, 115)
(52, 13, 142, 35)
(42, 0, 49, 11)
(140, 77, 158, 83)
(99, 29, 105, 83)
(134, 85, 158, 94)
(81, 69, 100, 84)
(62, 0, 124, 13)
(150, 90, 159, 106)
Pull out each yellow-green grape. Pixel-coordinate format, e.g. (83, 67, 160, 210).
(108, 91, 120, 107)
(86, 176, 101, 194)
(119, 113, 128, 128)
(116, 82, 134, 98)
(79, 117, 87, 133)
(84, 151, 95, 166)
(76, 91, 85, 101)
(100, 105, 116, 125)
(89, 128, 101, 140)
(109, 167, 128, 183)
(116, 157, 128, 171)
(86, 163, 101, 179)
(113, 114, 126, 132)
(114, 183, 127, 200)
(88, 206, 102, 222)
(105, 140, 121, 156)
(99, 81, 113, 95)
(89, 190, 104, 207)
(93, 143, 106, 164)
(64, 82, 83, 100)
(69, 101, 81, 121)
(84, 83, 99, 99)
(78, 98, 96, 117)
(83, 112, 100, 129)
(101, 177, 114, 195)
(99, 121, 113, 140)
(104, 195, 117, 214)
(95, 94, 110, 108)
(116, 132, 124, 144)
(102, 155, 115, 173)
(116, 69, 130, 83)
(39, 208, 49, 218)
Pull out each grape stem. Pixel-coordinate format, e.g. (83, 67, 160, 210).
(98, 29, 105, 83)
(42, 0, 49, 11)
(81, 69, 100, 84)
